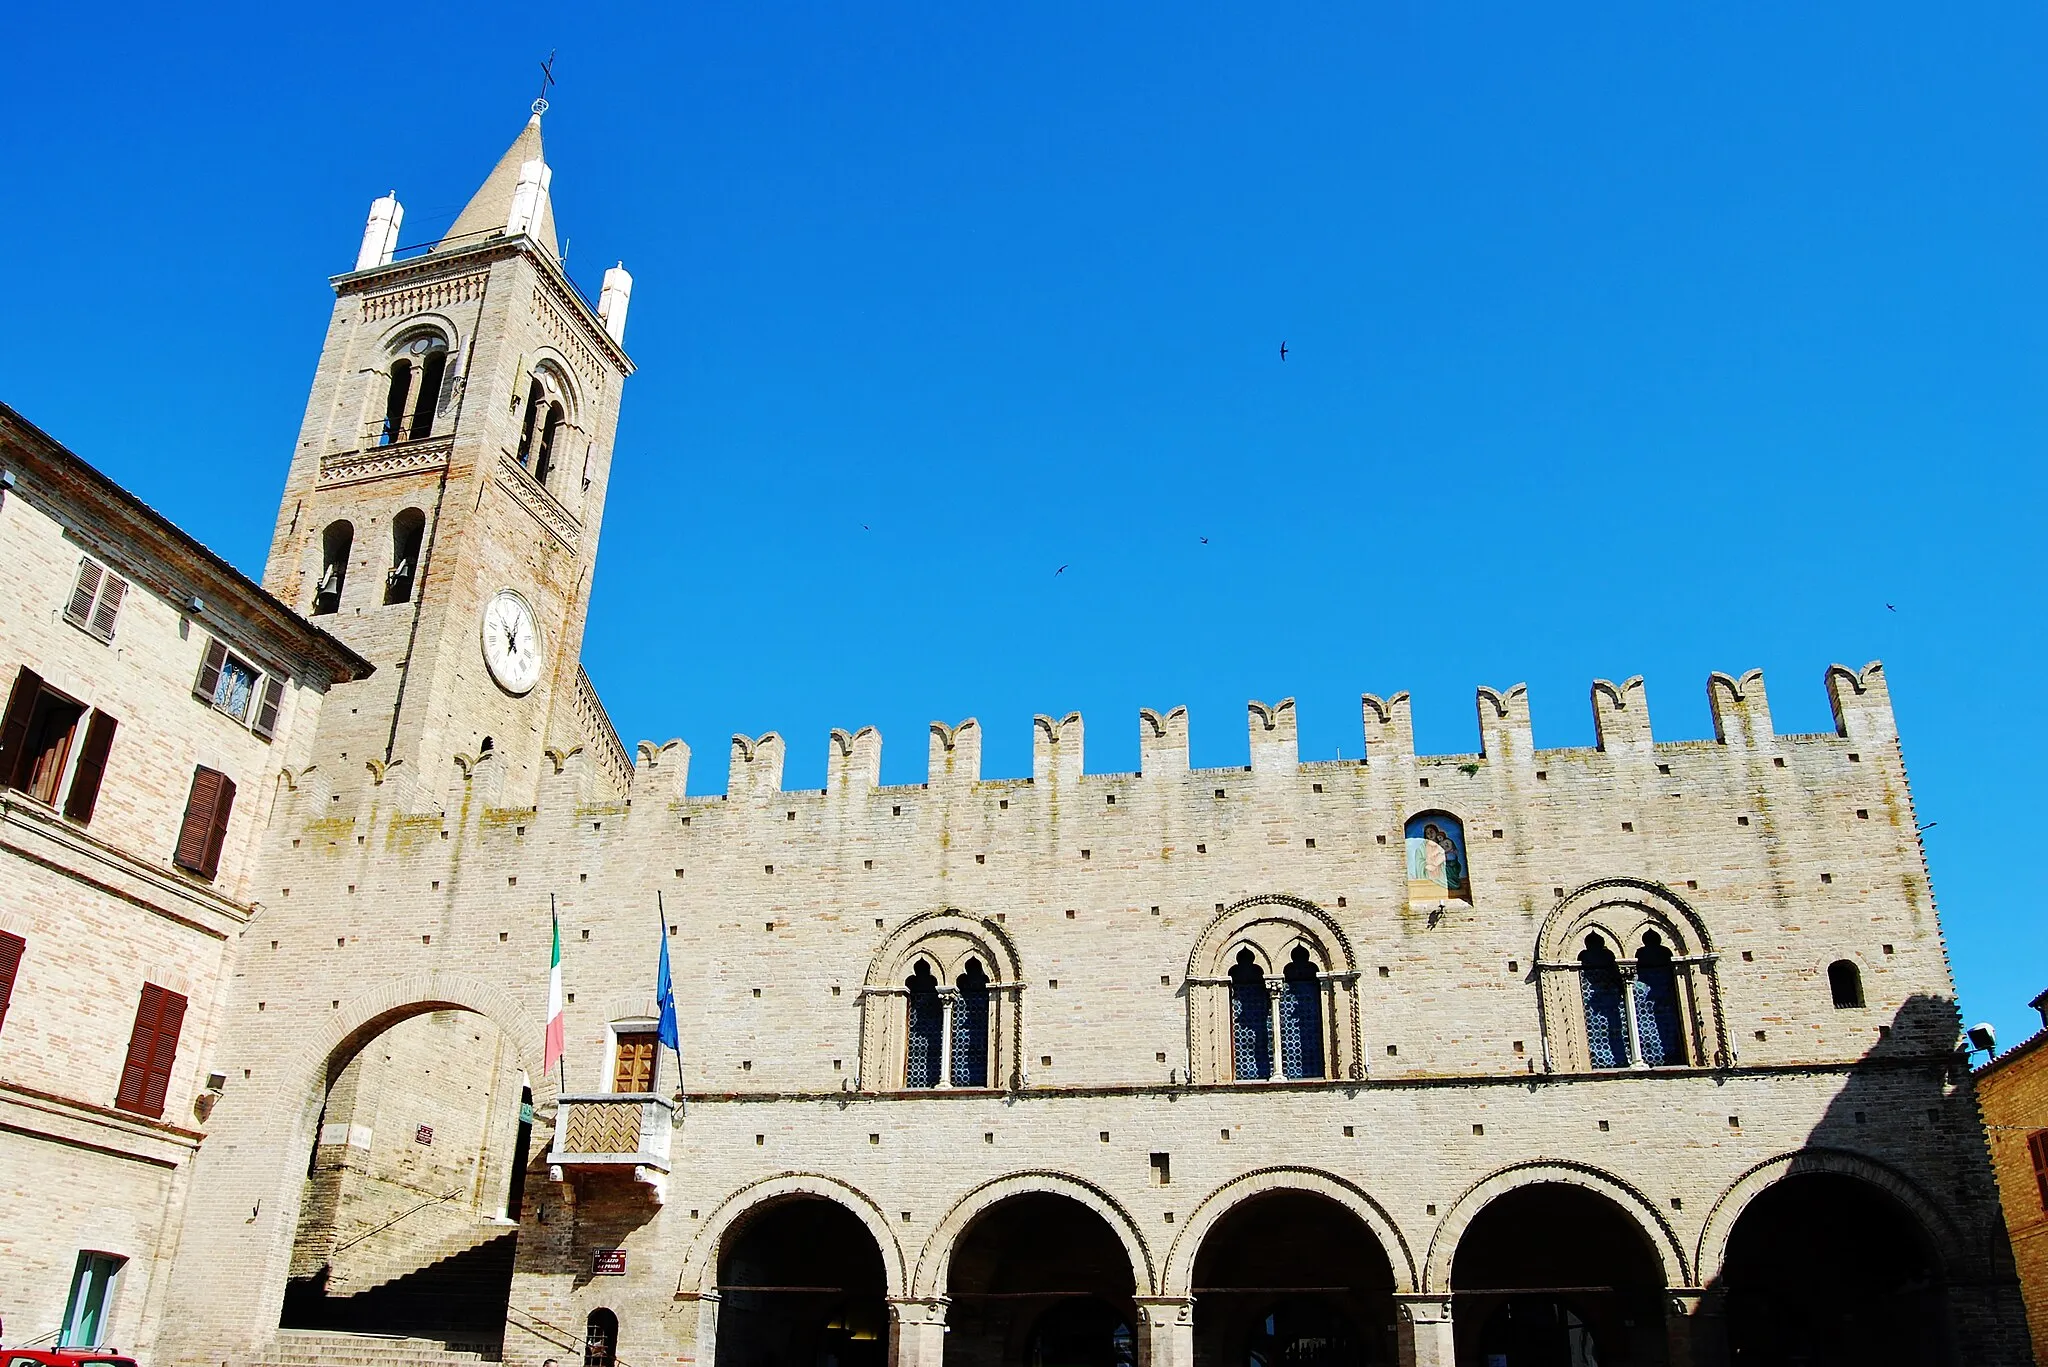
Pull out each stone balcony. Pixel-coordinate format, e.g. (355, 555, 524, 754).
(546, 1094, 674, 1202)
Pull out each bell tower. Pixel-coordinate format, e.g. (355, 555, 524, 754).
(265, 107, 634, 807)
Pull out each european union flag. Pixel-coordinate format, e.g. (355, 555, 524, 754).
(655, 911, 680, 1053)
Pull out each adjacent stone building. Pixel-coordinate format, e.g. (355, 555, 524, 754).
(0, 406, 369, 1350)
(1974, 995, 2048, 1365)
(0, 107, 2029, 1367)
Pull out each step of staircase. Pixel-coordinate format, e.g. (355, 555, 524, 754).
(256, 1328, 502, 1366)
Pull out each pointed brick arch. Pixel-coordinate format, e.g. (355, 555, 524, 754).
(1424, 1160, 1690, 1293)
(1161, 1166, 1419, 1295)
(911, 1171, 1156, 1299)
(677, 1173, 908, 1300)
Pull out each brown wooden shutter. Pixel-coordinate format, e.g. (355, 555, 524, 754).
(175, 768, 224, 873)
(192, 639, 228, 705)
(0, 666, 45, 790)
(116, 982, 187, 1118)
(2031, 1131, 2048, 1214)
(251, 675, 284, 741)
(87, 575, 126, 640)
(199, 773, 236, 879)
(63, 711, 118, 824)
(0, 931, 23, 1036)
(65, 558, 104, 626)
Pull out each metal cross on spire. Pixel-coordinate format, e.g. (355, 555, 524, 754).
(533, 50, 558, 116)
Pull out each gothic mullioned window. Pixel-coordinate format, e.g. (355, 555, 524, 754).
(1229, 949, 1273, 1081)
(1405, 811, 1472, 905)
(951, 959, 991, 1087)
(517, 370, 570, 486)
(861, 911, 1021, 1093)
(380, 334, 448, 445)
(1540, 880, 1727, 1073)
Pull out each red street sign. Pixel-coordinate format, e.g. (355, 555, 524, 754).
(414, 1125, 434, 1145)
(593, 1249, 627, 1275)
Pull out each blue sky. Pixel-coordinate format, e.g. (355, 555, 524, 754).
(6, 6, 2044, 1045)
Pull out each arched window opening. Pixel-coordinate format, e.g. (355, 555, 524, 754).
(904, 960, 942, 1089)
(1405, 812, 1472, 904)
(951, 958, 990, 1087)
(479, 735, 493, 755)
(380, 359, 413, 446)
(1633, 931, 1687, 1067)
(410, 348, 447, 440)
(385, 507, 425, 604)
(1279, 946, 1326, 1080)
(534, 403, 565, 485)
(1230, 948, 1273, 1081)
(517, 378, 546, 467)
(314, 521, 353, 615)
(1829, 959, 1865, 1010)
(1579, 935, 1630, 1070)
(583, 1308, 618, 1367)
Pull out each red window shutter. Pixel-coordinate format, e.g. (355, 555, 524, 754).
(65, 558, 104, 626)
(192, 639, 228, 705)
(116, 983, 187, 1118)
(0, 666, 46, 790)
(87, 575, 126, 641)
(175, 768, 224, 874)
(2031, 1132, 2048, 1214)
(251, 675, 284, 741)
(199, 773, 237, 879)
(0, 931, 24, 1035)
(63, 711, 118, 824)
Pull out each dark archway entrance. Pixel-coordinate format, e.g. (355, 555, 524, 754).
(946, 1193, 1138, 1367)
(1450, 1184, 1669, 1367)
(1191, 1191, 1397, 1366)
(1720, 1173, 1944, 1367)
(716, 1197, 889, 1367)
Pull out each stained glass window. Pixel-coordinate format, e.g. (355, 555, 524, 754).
(1580, 935, 1630, 1070)
(905, 960, 942, 1088)
(1230, 948, 1272, 1081)
(1633, 931, 1686, 1067)
(952, 958, 990, 1087)
(1279, 946, 1325, 1080)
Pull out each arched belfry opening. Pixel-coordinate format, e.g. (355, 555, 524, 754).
(279, 1008, 526, 1349)
(1190, 1190, 1396, 1365)
(1720, 1173, 1943, 1365)
(944, 1192, 1138, 1367)
(1450, 1183, 1670, 1366)
(715, 1197, 888, 1367)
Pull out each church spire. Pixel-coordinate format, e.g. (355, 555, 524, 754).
(435, 111, 559, 258)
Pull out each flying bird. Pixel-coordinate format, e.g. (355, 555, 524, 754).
(1279, 341, 1289, 361)
(1885, 603, 1896, 612)
(1199, 537, 1209, 545)
(862, 524, 870, 531)
(1054, 565, 1068, 577)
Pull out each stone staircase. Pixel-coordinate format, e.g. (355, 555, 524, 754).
(254, 1329, 502, 1366)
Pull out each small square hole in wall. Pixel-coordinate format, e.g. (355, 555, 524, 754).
(1882, 943, 1895, 955)
(690, 1209, 700, 1219)
(1106, 794, 1116, 806)
(1820, 873, 1833, 884)
(1513, 1041, 1525, 1054)
(756, 1134, 764, 1145)
(1387, 1044, 1399, 1057)
(669, 925, 677, 936)
(1305, 838, 1316, 849)
(869, 1133, 880, 1145)
(1728, 1116, 1741, 1128)
(1737, 816, 1750, 826)
(742, 1061, 751, 1071)
(1150, 1152, 1171, 1184)
(1657, 763, 1671, 775)
(1508, 961, 1519, 973)
(984, 1132, 996, 1144)
(422, 935, 431, 945)
(1755, 1030, 1767, 1041)
(580, 873, 587, 883)
(347, 885, 356, 895)
(875, 918, 885, 928)
(752, 988, 761, 998)
(1160, 976, 1171, 986)
(1099, 1131, 1110, 1143)
(593, 821, 602, 830)
(1000, 799, 1009, 810)
(258, 1003, 266, 1011)
(243, 1068, 251, 1079)
(1342, 1125, 1354, 1137)
(787, 811, 796, 821)
(1419, 777, 1430, 788)
(976, 854, 985, 864)
(358, 835, 366, 845)
(1554, 887, 1565, 899)
(1215, 902, 1225, 912)
(1472, 1124, 1484, 1136)
(1151, 906, 1161, 915)
(1599, 1120, 1610, 1132)
(1377, 834, 1387, 844)
(1081, 849, 1092, 860)
(1427, 1203, 1438, 1215)
(1157, 1050, 1168, 1062)
(1849, 753, 1861, 763)
(1066, 909, 1077, 919)
(864, 860, 874, 870)
(515, 826, 525, 837)
(764, 864, 774, 874)
(833, 1059, 843, 1070)
(681, 816, 692, 826)
(581, 929, 591, 940)
(1196, 844, 1207, 853)
(431, 881, 439, 891)
(1536, 770, 1547, 781)
(332, 1001, 340, 1010)
(1672, 1197, 1684, 1210)
(1379, 966, 1390, 978)
(499, 932, 508, 942)
(1686, 880, 1698, 890)
(1220, 1128, 1232, 1141)
(1337, 897, 1347, 908)
(996, 913, 1007, 924)
(337, 937, 346, 948)
(1878, 1024, 1893, 1039)
(507, 876, 517, 887)
(832, 985, 842, 996)
(1312, 783, 1323, 794)
(675, 868, 685, 878)
(1621, 821, 1634, 833)
(1040, 1055, 1053, 1067)
(765, 922, 776, 933)
(1742, 951, 1754, 962)
(270, 941, 279, 950)
(1049, 980, 1059, 989)
(1215, 788, 1227, 799)
(893, 805, 902, 816)
(1492, 829, 1503, 839)
(1856, 809, 1869, 820)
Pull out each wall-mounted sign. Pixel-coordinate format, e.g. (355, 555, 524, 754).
(414, 1125, 434, 1145)
(593, 1249, 627, 1275)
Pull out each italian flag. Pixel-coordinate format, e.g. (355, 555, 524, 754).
(542, 907, 565, 1077)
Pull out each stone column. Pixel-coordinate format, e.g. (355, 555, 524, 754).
(1135, 1296, 1195, 1367)
(889, 1296, 949, 1367)
(1665, 1288, 1728, 1367)
(937, 989, 957, 1088)
(689, 1292, 721, 1367)
(1267, 980, 1287, 1078)
(1395, 1293, 1455, 1367)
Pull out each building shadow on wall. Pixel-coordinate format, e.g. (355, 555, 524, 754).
(1694, 990, 2018, 1367)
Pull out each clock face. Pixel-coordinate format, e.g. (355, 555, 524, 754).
(481, 589, 544, 695)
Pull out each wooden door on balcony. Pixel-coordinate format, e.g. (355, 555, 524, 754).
(613, 1031, 657, 1093)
